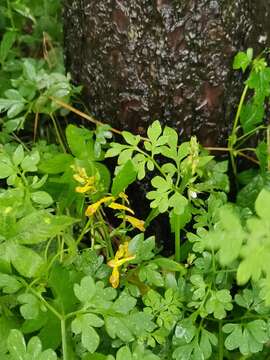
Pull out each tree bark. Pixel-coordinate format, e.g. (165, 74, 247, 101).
(63, 0, 270, 146)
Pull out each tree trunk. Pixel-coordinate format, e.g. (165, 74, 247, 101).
(63, 0, 270, 146)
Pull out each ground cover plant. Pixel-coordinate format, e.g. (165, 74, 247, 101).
(1, 1, 270, 359)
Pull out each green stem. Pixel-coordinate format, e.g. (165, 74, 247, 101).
(218, 320, 224, 360)
(61, 318, 68, 360)
(174, 215, 181, 263)
(6, 0, 16, 30)
(235, 125, 266, 145)
(229, 84, 249, 177)
(267, 125, 270, 171)
(231, 84, 249, 137)
(96, 210, 114, 259)
(50, 114, 66, 153)
(76, 218, 92, 247)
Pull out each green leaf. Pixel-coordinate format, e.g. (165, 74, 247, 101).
(128, 234, 155, 263)
(246, 67, 270, 98)
(204, 206, 245, 265)
(48, 263, 78, 314)
(205, 290, 233, 319)
(0, 273, 22, 294)
(116, 346, 132, 360)
(0, 156, 14, 179)
(12, 145, 24, 167)
(74, 276, 96, 303)
(233, 51, 252, 72)
(39, 154, 74, 174)
(9, 243, 44, 278)
(240, 100, 264, 133)
(223, 320, 268, 355)
(0, 316, 19, 355)
(112, 292, 137, 314)
(7, 329, 26, 358)
(71, 314, 101, 353)
(105, 316, 134, 342)
(66, 124, 95, 159)
(237, 173, 270, 210)
(11, 2, 36, 23)
(7, 102, 25, 118)
(147, 120, 162, 142)
(152, 257, 186, 273)
(151, 176, 170, 192)
(18, 293, 40, 320)
(111, 160, 137, 196)
(237, 189, 270, 286)
(139, 263, 164, 287)
(0, 31, 17, 64)
(31, 191, 53, 206)
(7, 330, 57, 360)
(21, 151, 40, 172)
(122, 131, 140, 146)
(255, 188, 270, 220)
(105, 143, 127, 158)
(14, 211, 77, 245)
(168, 193, 188, 215)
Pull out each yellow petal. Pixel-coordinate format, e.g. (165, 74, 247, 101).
(108, 202, 134, 214)
(125, 215, 145, 232)
(75, 184, 95, 193)
(109, 267, 120, 288)
(85, 202, 101, 216)
(73, 173, 86, 184)
(85, 196, 114, 216)
(78, 167, 88, 178)
(119, 192, 129, 203)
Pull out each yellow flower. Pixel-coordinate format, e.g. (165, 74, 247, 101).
(71, 165, 96, 193)
(119, 192, 129, 203)
(85, 196, 114, 216)
(107, 242, 135, 288)
(108, 202, 135, 214)
(75, 182, 95, 193)
(118, 214, 145, 232)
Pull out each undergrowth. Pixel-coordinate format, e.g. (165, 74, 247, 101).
(1, 1, 270, 359)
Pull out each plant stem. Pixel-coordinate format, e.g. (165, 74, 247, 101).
(76, 218, 92, 247)
(231, 84, 249, 137)
(229, 84, 249, 177)
(218, 320, 224, 360)
(267, 125, 270, 171)
(96, 210, 114, 259)
(6, 0, 16, 30)
(50, 113, 66, 153)
(61, 318, 68, 360)
(174, 215, 181, 263)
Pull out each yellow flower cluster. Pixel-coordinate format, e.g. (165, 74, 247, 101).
(71, 165, 96, 193)
(85, 193, 145, 232)
(107, 242, 135, 288)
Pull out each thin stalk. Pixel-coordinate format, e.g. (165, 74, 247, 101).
(23, 280, 68, 360)
(174, 215, 181, 263)
(96, 210, 114, 259)
(23, 282, 62, 321)
(6, 0, 16, 30)
(231, 84, 249, 137)
(61, 318, 68, 360)
(267, 125, 270, 171)
(218, 321, 224, 360)
(50, 113, 66, 153)
(235, 125, 266, 144)
(76, 218, 92, 247)
(229, 84, 249, 176)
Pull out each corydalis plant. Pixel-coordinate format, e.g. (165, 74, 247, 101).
(105, 121, 229, 262)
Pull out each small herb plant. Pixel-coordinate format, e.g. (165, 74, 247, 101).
(1, 1, 270, 359)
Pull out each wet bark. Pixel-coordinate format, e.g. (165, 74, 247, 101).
(63, 0, 270, 146)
